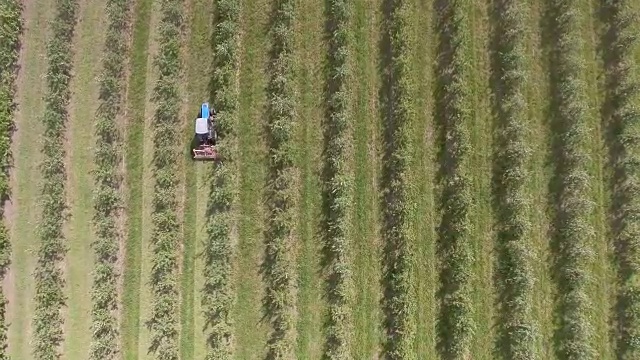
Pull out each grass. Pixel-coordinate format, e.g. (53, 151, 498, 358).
(578, 0, 614, 357)
(293, 0, 325, 356)
(350, 0, 383, 357)
(524, 1, 554, 358)
(120, 0, 153, 356)
(63, 0, 106, 357)
(466, 0, 496, 357)
(232, 0, 270, 356)
(5, 0, 632, 358)
(405, 0, 436, 356)
(180, 0, 213, 358)
(6, 0, 52, 358)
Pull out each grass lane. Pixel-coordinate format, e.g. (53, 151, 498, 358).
(350, 0, 383, 357)
(63, 0, 106, 357)
(579, 0, 614, 357)
(525, 1, 554, 357)
(293, 0, 325, 356)
(467, 0, 495, 357)
(5, 0, 52, 358)
(406, 0, 436, 356)
(120, 0, 153, 356)
(181, 0, 213, 358)
(233, 0, 270, 355)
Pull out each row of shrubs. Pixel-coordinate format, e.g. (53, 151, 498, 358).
(489, 1, 536, 359)
(321, 0, 353, 358)
(433, 0, 474, 358)
(0, 0, 22, 357)
(262, 0, 297, 357)
(146, 0, 184, 358)
(601, 1, 640, 358)
(545, 0, 593, 358)
(89, 0, 130, 358)
(201, 0, 240, 358)
(379, 0, 414, 358)
(31, 0, 78, 359)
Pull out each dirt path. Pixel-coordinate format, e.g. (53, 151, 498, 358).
(5, 0, 54, 358)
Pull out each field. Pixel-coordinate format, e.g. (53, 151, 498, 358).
(2, 0, 640, 359)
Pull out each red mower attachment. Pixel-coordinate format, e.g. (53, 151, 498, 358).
(192, 144, 218, 160)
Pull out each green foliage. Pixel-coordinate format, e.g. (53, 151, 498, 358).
(545, 0, 593, 358)
(0, 1, 22, 358)
(89, 0, 130, 358)
(434, 0, 474, 358)
(601, 1, 640, 359)
(321, 0, 353, 358)
(201, 0, 240, 358)
(489, 1, 536, 359)
(379, 0, 414, 358)
(146, 0, 184, 359)
(31, 0, 78, 359)
(262, 0, 297, 357)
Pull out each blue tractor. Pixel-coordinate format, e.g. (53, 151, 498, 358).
(191, 102, 219, 160)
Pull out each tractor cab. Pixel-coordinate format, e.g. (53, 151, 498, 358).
(192, 102, 219, 160)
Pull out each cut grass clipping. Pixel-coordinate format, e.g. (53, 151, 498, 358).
(90, 0, 130, 358)
(0, 0, 23, 357)
(320, 0, 354, 358)
(489, 0, 536, 359)
(601, 0, 640, 358)
(379, 0, 415, 358)
(434, 0, 474, 358)
(31, 0, 78, 359)
(544, 0, 594, 358)
(262, 0, 297, 357)
(146, 0, 184, 358)
(201, 0, 240, 358)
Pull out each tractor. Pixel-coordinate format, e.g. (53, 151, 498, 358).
(191, 102, 219, 161)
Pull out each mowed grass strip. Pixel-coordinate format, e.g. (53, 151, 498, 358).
(201, 0, 240, 357)
(543, 0, 594, 358)
(404, 0, 437, 357)
(601, 1, 640, 357)
(31, 0, 78, 358)
(233, 0, 270, 354)
(262, 0, 298, 356)
(90, 0, 130, 358)
(6, 0, 52, 357)
(120, 0, 152, 356)
(350, 0, 383, 356)
(0, 0, 23, 356)
(292, 0, 324, 356)
(433, 0, 474, 358)
(64, 0, 107, 357)
(180, 0, 213, 357)
(146, 0, 184, 357)
(320, 0, 353, 357)
(379, 0, 415, 357)
(488, 1, 536, 358)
